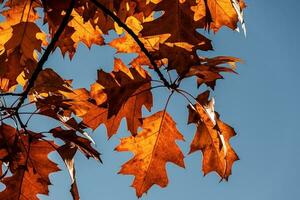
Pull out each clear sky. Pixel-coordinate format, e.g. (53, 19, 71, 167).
(29, 0, 300, 200)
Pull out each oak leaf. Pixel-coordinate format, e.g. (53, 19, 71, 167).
(140, 0, 213, 73)
(69, 10, 105, 49)
(56, 143, 79, 200)
(75, 0, 114, 34)
(188, 91, 238, 180)
(5, 22, 44, 61)
(116, 111, 185, 197)
(81, 62, 152, 137)
(184, 56, 241, 88)
(42, 0, 76, 57)
(0, 20, 45, 91)
(0, 50, 36, 92)
(82, 81, 152, 137)
(141, 0, 212, 50)
(96, 61, 152, 118)
(60, 88, 97, 117)
(30, 68, 72, 95)
(109, 34, 155, 75)
(204, 0, 246, 32)
(0, 126, 60, 200)
(67, 74, 152, 137)
(150, 44, 201, 75)
(50, 127, 100, 161)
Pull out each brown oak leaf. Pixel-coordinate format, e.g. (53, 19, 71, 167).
(116, 111, 185, 197)
(0, 126, 60, 200)
(188, 91, 239, 180)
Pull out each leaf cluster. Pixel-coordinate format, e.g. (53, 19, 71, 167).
(0, 0, 246, 199)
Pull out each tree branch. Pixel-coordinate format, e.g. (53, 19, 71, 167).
(15, 0, 76, 110)
(89, 0, 171, 88)
(0, 93, 22, 97)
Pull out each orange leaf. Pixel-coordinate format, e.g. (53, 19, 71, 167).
(140, 0, 213, 74)
(69, 10, 105, 48)
(0, 20, 45, 91)
(184, 56, 241, 88)
(141, 0, 212, 50)
(116, 111, 185, 197)
(82, 81, 152, 137)
(96, 61, 152, 120)
(188, 91, 239, 180)
(50, 127, 100, 161)
(204, 0, 245, 31)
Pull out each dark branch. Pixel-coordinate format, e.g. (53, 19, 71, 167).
(0, 93, 22, 97)
(89, 0, 171, 88)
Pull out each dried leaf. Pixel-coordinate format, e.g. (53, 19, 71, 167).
(50, 127, 101, 161)
(0, 126, 60, 199)
(116, 111, 185, 197)
(188, 91, 238, 180)
(57, 143, 80, 200)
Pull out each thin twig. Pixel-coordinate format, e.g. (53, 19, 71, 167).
(176, 89, 198, 103)
(0, 93, 23, 97)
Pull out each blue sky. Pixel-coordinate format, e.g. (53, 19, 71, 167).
(16, 0, 300, 200)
